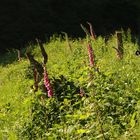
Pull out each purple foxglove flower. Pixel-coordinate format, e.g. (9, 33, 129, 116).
(43, 66, 53, 97)
(87, 42, 95, 67)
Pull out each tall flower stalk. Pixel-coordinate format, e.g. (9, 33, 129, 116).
(43, 65, 53, 97)
(34, 67, 38, 92)
(87, 22, 96, 40)
(87, 42, 95, 67)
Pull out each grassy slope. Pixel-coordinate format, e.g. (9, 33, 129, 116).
(0, 35, 140, 139)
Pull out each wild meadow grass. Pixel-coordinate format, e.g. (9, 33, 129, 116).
(0, 33, 140, 139)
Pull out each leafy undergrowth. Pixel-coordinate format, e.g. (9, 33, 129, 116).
(0, 33, 140, 140)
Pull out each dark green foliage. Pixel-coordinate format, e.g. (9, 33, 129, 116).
(19, 75, 83, 139)
(52, 76, 81, 100)
(1, 0, 140, 52)
(18, 69, 140, 139)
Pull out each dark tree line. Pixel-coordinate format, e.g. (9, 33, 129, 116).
(0, 0, 140, 52)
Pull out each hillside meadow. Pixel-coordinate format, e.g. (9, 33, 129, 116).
(0, 32, 140, 139)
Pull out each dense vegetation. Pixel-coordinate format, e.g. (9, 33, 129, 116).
(0, 32, 140, 139)
(1, 0, 140, 52)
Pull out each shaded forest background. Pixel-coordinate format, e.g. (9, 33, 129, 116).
(0, 0, 140, 52)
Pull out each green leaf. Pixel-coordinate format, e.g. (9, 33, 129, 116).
(77, 129, 90, 134)
(130, 112, 137, 128)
